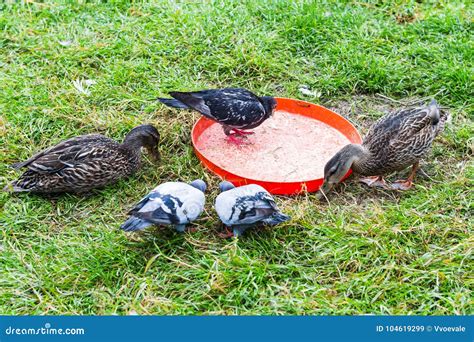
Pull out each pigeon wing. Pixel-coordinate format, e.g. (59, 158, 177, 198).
(134, 194, 184, 225)
(180, 88, 265, 127)
(198, 89, 264, 126)
(128, 191, 161, 215)
(229, 192, 277, 225)
(169, 92, 213, 118)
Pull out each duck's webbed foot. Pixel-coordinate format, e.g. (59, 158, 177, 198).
(359, 176, 388, 188)
(389, 180, 413, 190)
(389, 162, 419, 191)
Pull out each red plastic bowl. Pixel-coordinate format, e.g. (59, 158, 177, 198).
(191, 97, 362, 195)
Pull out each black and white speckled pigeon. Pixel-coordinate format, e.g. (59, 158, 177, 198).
(214, 181, 290, 237)
(158, 88, 277, 144)
(121, 179, 206, 233)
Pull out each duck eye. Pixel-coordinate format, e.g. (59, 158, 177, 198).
(328, 165, 339, 177)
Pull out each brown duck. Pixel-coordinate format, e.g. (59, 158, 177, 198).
(5, 124, 160, 194)
(318, 99, 449, 197)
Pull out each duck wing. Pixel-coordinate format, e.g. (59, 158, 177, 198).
(364, 102, 440, 152)
(12, 135, 116, 174)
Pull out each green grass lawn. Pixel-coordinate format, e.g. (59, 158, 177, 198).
(1, 1, 472, 315)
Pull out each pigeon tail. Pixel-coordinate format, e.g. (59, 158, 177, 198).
(263, 212, 290, 226)
(120, 217, 153, 232)
(157, 98, 190, 109)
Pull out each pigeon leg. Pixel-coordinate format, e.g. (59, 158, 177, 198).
(233, 225, 252, 237)
(218, 227, 235, 239)
(233, 227, 243, 237)
(225, 135, 248, 145)
(232, 128, 254, 136)
(359, 176, 388, 188)
(390, 162, 418, 191)
(222, 125, 248, 145)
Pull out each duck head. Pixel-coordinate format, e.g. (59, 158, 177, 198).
(317, 144, 367, 199)
(124, 124, 161, 161)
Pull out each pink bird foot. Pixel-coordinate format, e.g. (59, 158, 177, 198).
(226, 135, 250, 146)
(218, 227, 234, 239)
(390, 180, 413, 191)
(232, 129, 254, 136)
(359, 176, 389, 188)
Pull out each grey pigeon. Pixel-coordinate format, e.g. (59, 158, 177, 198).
(121, 179, 206, 233)
(158, 88, 277, 144)
(214, 181, 290, 237)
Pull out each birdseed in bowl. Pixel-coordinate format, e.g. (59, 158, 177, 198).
(195, 110, 351, 182)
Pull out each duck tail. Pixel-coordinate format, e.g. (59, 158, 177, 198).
(434, 104, 451, 135)
(120, 217, 152, 232)
(10, 161, 28, 169)
(3, 182, 30, 193)
(157, 98, 190, 109)
(428, 99, 440, 125)
(264, 212, 290, 226)
(3, 177, 34, 193)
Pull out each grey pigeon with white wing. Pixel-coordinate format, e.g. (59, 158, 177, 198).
(214, 181, 290, 237)
(121, 179, 206, 233)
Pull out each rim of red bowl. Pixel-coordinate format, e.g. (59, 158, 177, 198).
(191, 97, 362, 195)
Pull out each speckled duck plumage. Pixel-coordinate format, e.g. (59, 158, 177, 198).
(5, 124, 160, 194)
(319, 99, 449, 195)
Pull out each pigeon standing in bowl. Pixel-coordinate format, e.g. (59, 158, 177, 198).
(214, 181, 290, 237)
(121, 179, 207, 233)
(158, 88, 277, 144)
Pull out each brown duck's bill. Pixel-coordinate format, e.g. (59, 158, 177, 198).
(148, 148, 161, 162)
(316, 182, 334, 200)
